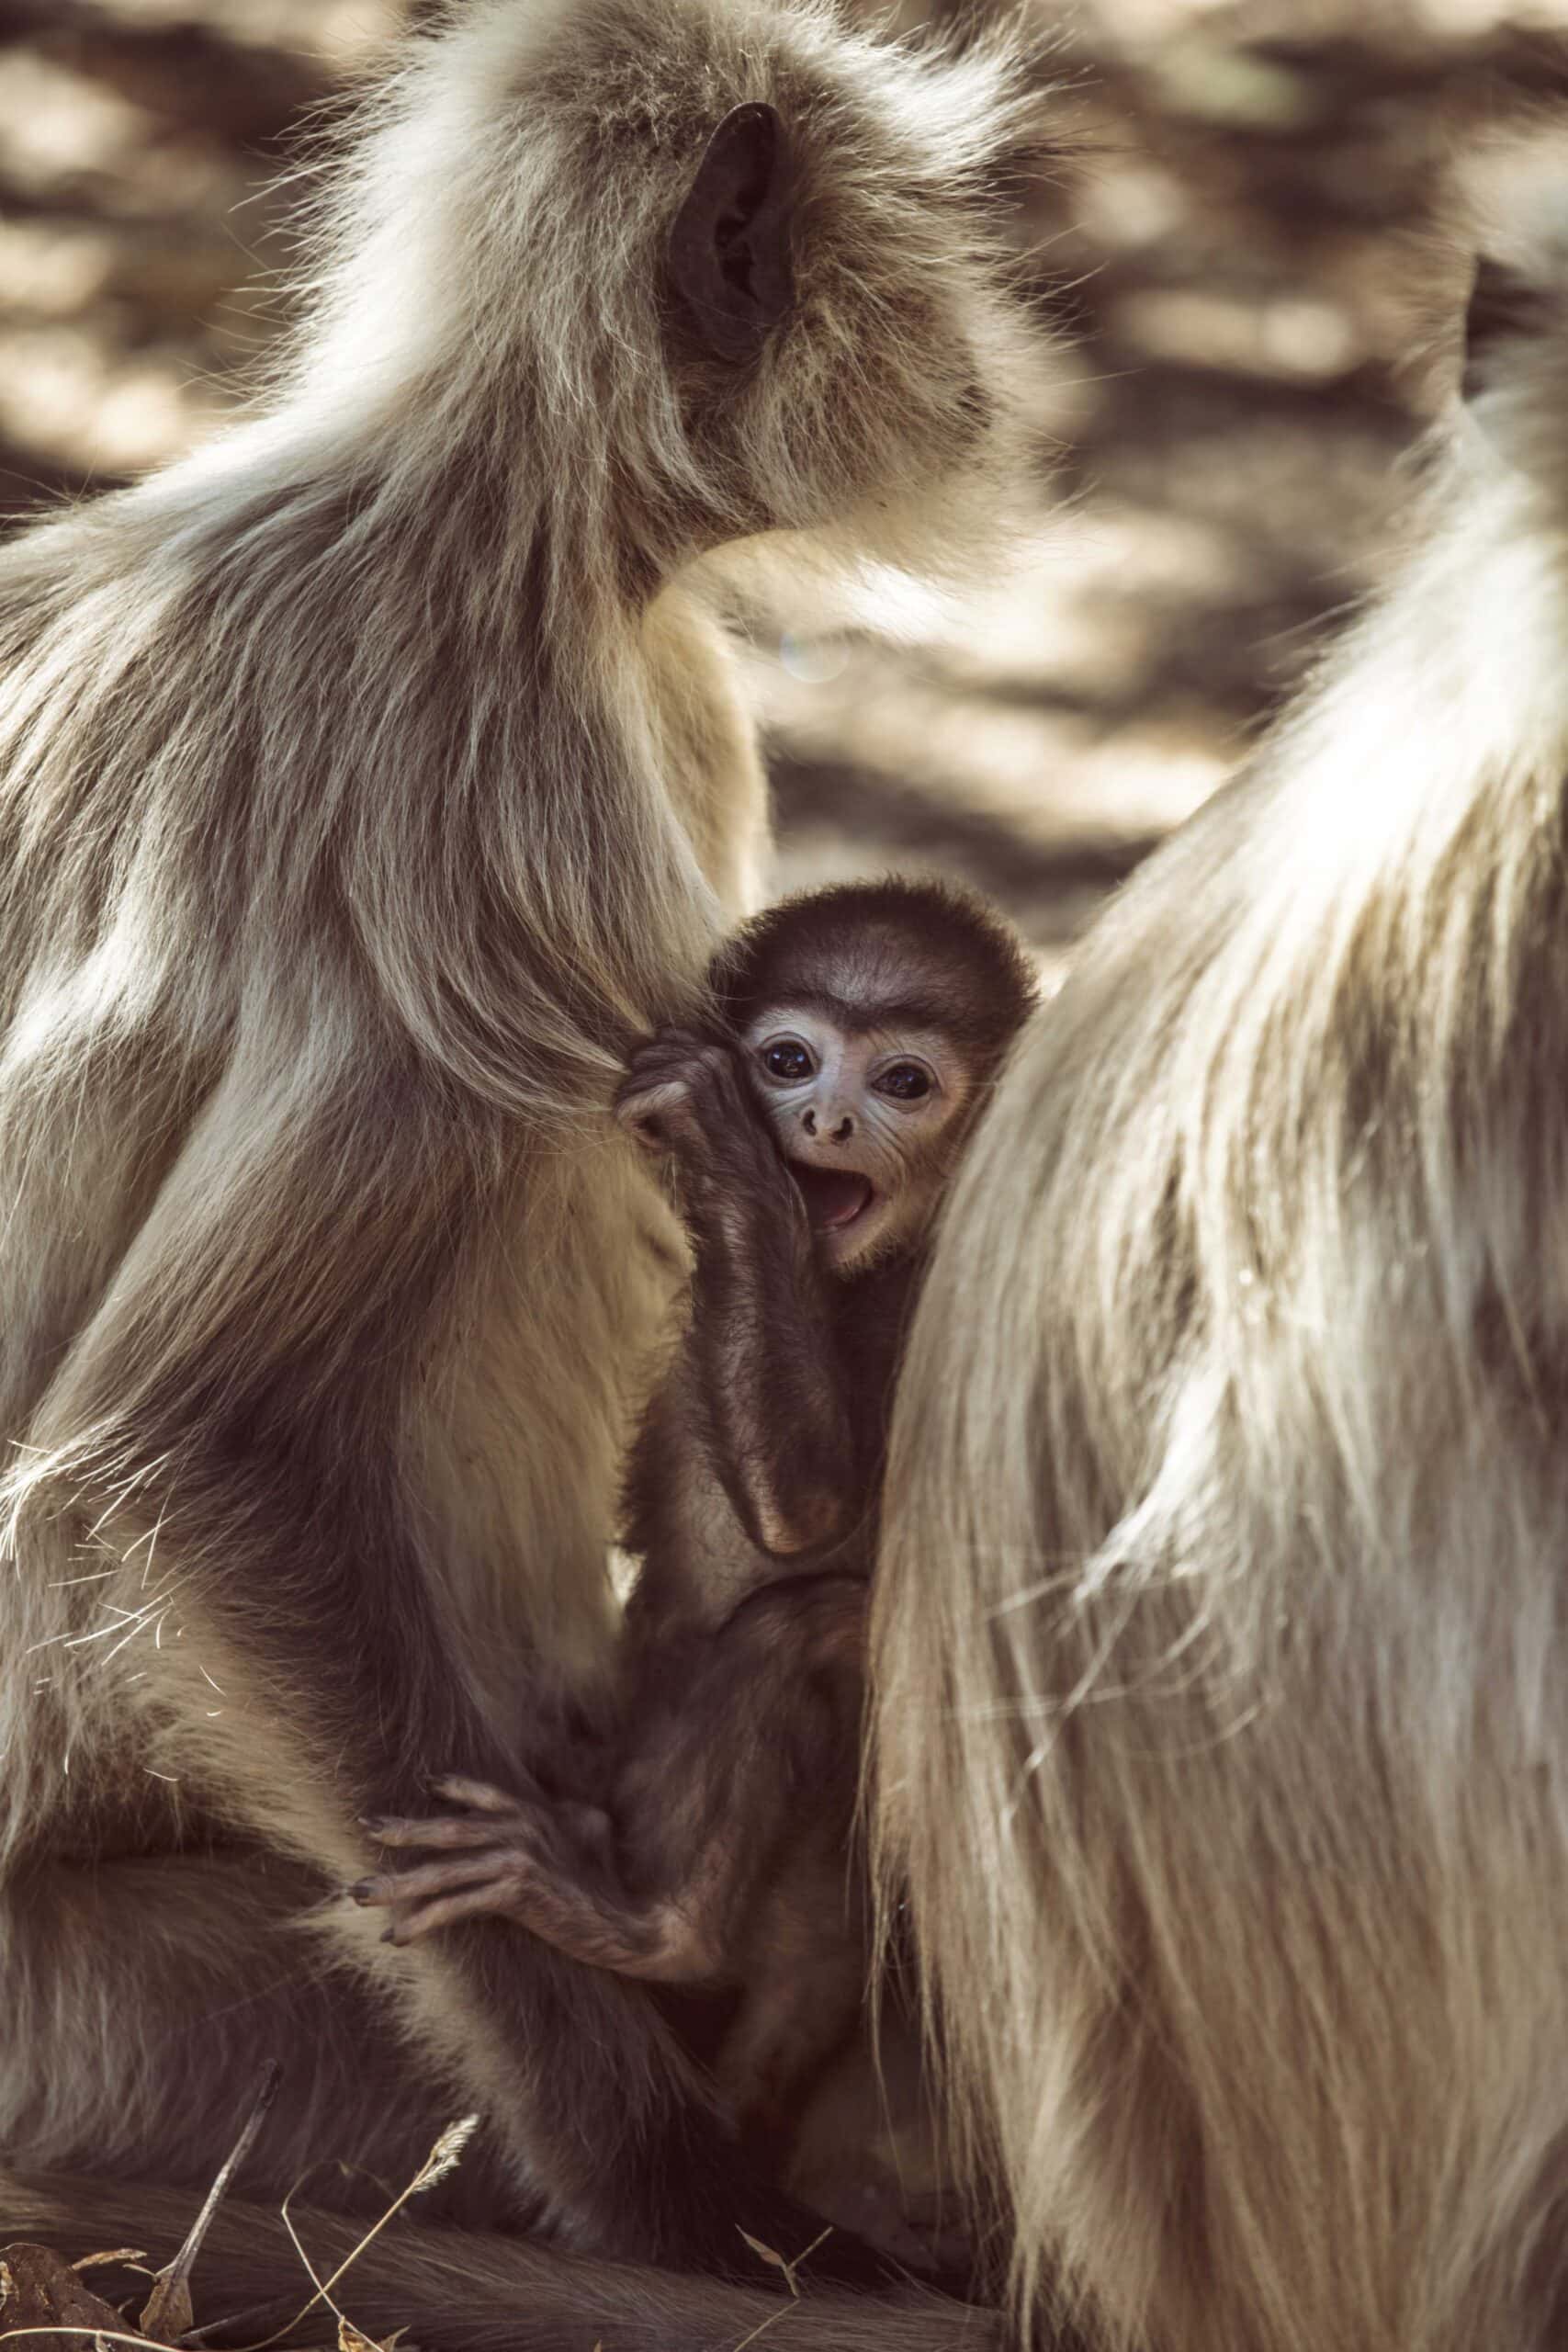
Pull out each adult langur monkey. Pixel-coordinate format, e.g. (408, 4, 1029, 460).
(876, 198, 1568, 2352)
(0, 0, 1044, 2339)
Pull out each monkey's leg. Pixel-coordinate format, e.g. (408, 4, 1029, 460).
(0, 2173, 1007, 2352)
(23, 1050, 876, 2281)
(107, 1507, 871, 2279)
(0, 1847, 512, 2220)
(719, 1864, 867, 2141)
(0, 1859, 1006, 2343)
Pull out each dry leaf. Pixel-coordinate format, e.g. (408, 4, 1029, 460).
(0, 2242, 130, 2345)
(336, 2303, 418, 2352)
(737, 2230, 787, 2275)
(72, 2255, 146, 2277)
(138, 2266, 193, 2345)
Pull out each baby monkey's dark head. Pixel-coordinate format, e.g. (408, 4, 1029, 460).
(711, 879, 1036, 1275)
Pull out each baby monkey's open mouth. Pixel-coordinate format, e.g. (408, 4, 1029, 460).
(787, 1161, 875, 1231)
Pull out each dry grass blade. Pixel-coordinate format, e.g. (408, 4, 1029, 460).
(141, 2065, 282, 2345)
(0, 2328, 161, 2352)
(730, 2224, 836, 2349)
(737, 2227, 832, 2300)
(737, 2233, 789, 2282)
(223, 2118, 479, 2352)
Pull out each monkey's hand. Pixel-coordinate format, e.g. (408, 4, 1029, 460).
(615, 1027, 793, 1208)
(616, 1027, 743, 1155)
(355, 1778, 722, 1985)
(353, 1775, 616, 1951)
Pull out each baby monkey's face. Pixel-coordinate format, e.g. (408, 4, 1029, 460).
(739, 1004, 974, 1273)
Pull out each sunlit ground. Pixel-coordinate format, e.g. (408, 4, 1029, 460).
(4, 0, 1566, 967)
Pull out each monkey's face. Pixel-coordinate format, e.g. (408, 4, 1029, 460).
(740, 1005, 972, 1274)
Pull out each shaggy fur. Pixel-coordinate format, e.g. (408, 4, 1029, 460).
(0, 0, 1043, 2336)
(349, 883, 1037, 2279)
(874, 192, 1568, 2350)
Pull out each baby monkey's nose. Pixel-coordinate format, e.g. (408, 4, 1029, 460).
(802, 1108, 855, 1142)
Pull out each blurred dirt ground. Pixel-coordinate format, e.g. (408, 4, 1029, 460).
(3, 0, 1568, 976)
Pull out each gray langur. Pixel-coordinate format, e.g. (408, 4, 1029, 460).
(0, 0, 1047, 2341)
(876, 186, 1568, 2352)
(355, 880, 1036, 2277)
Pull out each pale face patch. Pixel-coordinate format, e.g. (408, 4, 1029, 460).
(739, 1002, 971, 1272)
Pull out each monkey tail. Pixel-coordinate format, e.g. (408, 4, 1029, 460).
(0, 2172, 1003, 2352)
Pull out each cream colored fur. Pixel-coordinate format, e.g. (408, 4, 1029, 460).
(876, 198, 1568, 2352)
(0, 0, 1043, 2327)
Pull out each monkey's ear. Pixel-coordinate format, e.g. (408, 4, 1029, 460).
(669, 104, 795, 365)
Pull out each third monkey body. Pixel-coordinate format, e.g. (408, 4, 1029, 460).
(363, 880, 1035, 2250)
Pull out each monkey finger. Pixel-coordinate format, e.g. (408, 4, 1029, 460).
(615, 1054, 695, 1096)
(619, 1033, 732, 1090)
(616, 1061, 742, 1159)
(613, 1079, 690, 1140)
(616, 1112, 670, 1154)
(616, 1045, 705, 1091)
(363, 1812, 512, 1850)
(381, 1878, 532, 1946)
(633, 1023, 723, 1063)
(616, 1045, 694, 1094)
(352, 1852, 513, 1907)
(429, 1773, 532, 1814)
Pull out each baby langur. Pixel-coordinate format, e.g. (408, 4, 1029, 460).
(359, 879, 1036, 2256)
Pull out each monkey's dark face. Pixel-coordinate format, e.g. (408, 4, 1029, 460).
(739, 1003, 973, 1274)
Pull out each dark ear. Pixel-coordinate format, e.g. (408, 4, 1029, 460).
(1462, 254, 1551, 406)
(669, 103, 794, 365)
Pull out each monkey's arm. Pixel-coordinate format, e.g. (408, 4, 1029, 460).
(358, 1575, 868, 2137)
(617, 1030, 858, 1558)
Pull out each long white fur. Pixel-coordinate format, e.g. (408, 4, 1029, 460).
(877, 197, 1568, 2351)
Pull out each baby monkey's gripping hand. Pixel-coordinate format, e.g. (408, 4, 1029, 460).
(355, 1777, 613, 1948)
(354, 1777, 721, 1987)
(615, 1025, 802, 1236)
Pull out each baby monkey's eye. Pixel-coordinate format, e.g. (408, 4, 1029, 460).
(876, 1061, 932, 1102)
(761, 1039, 816, 1083)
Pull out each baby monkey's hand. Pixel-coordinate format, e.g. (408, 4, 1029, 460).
(614, 1026, 750, 1162)
(355, 1777, 709, 1984)
(615, 1023, 807, 1270)
(614, 1028, 798, 1241)
(353, 1775, 611, 1949)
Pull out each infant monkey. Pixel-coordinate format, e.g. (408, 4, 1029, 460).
(359, 880, 1035, 2236)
